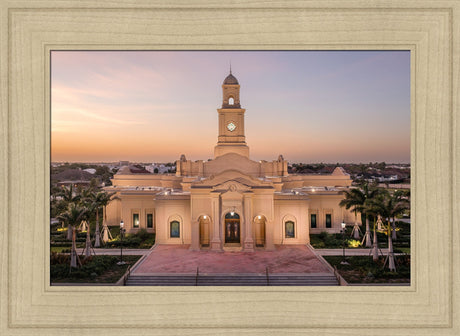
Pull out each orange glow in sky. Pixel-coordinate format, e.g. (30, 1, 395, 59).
(51, 51, 410, 163)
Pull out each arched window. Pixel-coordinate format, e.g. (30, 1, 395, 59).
(228, 97, 234, 105)
(170, 220, 180, 238)
(285, 221, 295, 238)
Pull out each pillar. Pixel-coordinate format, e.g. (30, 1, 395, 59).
(265, 219, 275, 250)
(243, 193, 254, 251)
(189, 220, 200, 251)
(210, 193, 222, 251)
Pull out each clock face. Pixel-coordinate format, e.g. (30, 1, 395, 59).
(227, 122, 236, 132)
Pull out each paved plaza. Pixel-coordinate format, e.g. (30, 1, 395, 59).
(132, 244, 333, 275)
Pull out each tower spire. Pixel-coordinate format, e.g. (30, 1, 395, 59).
(230, 61, 232, 75)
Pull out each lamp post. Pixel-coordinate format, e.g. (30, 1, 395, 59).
(117, 220, 126, 265)
(340, 221, 349, 265)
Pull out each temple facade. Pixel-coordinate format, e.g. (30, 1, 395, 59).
(104, 70, 357, 251)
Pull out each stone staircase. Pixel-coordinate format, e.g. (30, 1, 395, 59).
(125, 273, 339, 286)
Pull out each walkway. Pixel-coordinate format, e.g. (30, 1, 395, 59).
(75, 248, 150, 256)
(315, 248, 391, 256)
(132, 244, 332, 275)
(74, 247, 398, 258)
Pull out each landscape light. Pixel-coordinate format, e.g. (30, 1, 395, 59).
(118, 220, 126, 265)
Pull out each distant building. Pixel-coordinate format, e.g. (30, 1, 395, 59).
(57, 180, 91, 188)
(104, 70, 356, 251)
(83, 168, 96, 174)
(145, 164, 171, 174)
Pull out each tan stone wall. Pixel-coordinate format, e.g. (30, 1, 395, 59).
(308, 194, 358, 234)
(105, 197, 121, 227)
(177, 153, 289, 178)
(154, 199, 191, 245)
(111, 174, 183, 188)
(281, 175, 352, 188)
(117, 194, 156, 233)
(273, 200, 310, 245)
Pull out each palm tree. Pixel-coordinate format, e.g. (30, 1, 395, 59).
(339, 182, 378, 247)
(365, 189, 409, 271)
(80, 188, 97, 257)
(57, 203, 88, 268)
(339, 188, 362, 239)
(58, 184, 81, 203)
(364, 190, 387, 261)
(91, 191, 115, 247)
(360, 182, 380, 247)
(390, 189, 410, 240)
(57, 185, 81, 240)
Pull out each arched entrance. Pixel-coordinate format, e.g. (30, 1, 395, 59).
(254, 215, 266, 247)
(199, 215, 210, 247)
(224, 212, 240, 244)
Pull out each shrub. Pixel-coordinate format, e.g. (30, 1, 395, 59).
(315, 241, 326, 248)
(50, 252, 70, 265)
(136, 228, 150, 240)
(50, 255, 120, 280)
(318, 231, 329, 241)
(50, 264, 71, 278)
(347, 239, 362, 248)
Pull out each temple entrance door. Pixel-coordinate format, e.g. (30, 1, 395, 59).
(224, 212, 240, 244)
(254, 215, 266, 247)
(199, 215, 210, 247)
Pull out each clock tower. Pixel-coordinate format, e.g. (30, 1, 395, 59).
(214, 70, 250, 158)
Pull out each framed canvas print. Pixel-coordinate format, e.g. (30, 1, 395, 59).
(49, 49, 410, 286)
(1, 0, 459, 335)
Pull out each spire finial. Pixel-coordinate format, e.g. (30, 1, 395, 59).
(230, 61, 232, 75)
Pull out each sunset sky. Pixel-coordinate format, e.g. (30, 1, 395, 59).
(51, 51, 410, 164)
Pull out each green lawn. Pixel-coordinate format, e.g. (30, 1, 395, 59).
(394, 247, 411, 254)
(50, 246, 72, 253)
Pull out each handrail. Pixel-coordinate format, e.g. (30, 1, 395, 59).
(333, 265, 348, 286)
(265, 266, 270, 286)
(123, 266, 131, 286)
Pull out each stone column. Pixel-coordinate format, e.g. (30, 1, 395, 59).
(265, 219, 275, 251)
(210, 193, 222, 251)
(243, 193, 254, 251)
(189, 220, 200, 251)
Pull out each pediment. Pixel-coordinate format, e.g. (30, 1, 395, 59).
(203, 153, 262, 177)
(213, 180, 251, 192)
(191, 169, 274, 190)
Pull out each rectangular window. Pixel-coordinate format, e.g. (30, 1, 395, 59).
(326, 214, 332, 228)
(170, 221, 180, 238)
(285, 221, 295, 238)
(133, 213, 140, 228)
(146, 213, 153, 228)
(311, 214, 317, 228)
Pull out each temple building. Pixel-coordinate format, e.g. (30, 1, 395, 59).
(104, 70, 356, 251)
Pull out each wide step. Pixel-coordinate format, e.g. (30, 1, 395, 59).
(125, 274, 338, 286)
